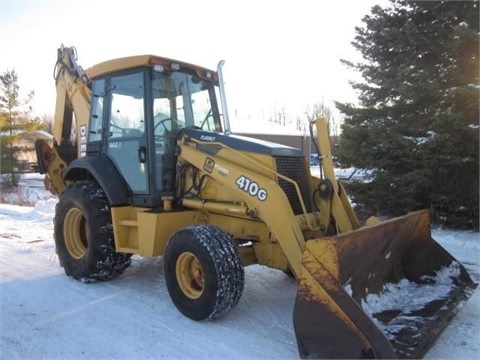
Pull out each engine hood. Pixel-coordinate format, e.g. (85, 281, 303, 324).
(180, 128, 305, 158)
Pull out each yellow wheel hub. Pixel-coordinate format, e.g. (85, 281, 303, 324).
(64, 207, 89, 260)
(176, 252, 204, 299)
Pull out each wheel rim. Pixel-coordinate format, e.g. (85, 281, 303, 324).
(64, 207, 89, 260)
(176, 252, 204, 299)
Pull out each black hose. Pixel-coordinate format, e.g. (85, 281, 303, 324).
(309, 120, 323, 179)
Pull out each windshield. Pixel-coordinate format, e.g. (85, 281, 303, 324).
(151, 70, 222, 136)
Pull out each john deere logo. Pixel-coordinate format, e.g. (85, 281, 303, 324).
(204, 158, 215, 173)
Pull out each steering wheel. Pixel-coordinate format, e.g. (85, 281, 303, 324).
(154, 117, 172, 135)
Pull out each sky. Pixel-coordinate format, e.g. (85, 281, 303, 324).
(0, 0, 389, 129)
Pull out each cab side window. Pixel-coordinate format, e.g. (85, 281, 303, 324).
(109, 72, 145, 138)
(88, 79, 105, 142)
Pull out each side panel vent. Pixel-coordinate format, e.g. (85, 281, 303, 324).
(274, 157, 312, 215)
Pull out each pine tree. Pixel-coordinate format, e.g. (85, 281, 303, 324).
(336, 0, 479, 229)
(0, 69, 44, 188)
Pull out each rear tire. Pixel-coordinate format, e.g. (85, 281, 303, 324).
(54, 180, 131, 282)
(164, 225, 244, 321)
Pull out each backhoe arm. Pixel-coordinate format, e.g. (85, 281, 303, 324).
(35, 45, 92, 195)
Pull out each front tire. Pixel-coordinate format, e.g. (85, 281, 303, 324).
(54, 180, 131, 282)
(164, 225, 244, 321)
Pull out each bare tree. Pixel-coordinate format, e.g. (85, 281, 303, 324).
(41, 113, 54, 134)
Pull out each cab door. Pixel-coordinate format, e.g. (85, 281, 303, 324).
(105, 71, 148, 195)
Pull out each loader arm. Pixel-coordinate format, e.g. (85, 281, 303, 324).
(175, 118, 358, 257)
(313, 118, 361, 234)
(35, 45, 92, 195)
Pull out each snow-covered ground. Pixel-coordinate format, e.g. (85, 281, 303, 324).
(0, 174, 479, 359)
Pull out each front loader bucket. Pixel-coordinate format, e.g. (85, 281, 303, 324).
(293, 209, 477, 359)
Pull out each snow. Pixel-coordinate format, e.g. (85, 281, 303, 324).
(1, 174, 479, 359)
(357, 262, 467, 341)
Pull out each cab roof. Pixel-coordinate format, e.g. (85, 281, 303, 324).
(84, 55, 218, 83)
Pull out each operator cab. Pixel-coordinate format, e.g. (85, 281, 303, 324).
(85, 57, 223, 207)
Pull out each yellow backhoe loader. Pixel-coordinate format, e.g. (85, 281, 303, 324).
(36, 45, 477, 359)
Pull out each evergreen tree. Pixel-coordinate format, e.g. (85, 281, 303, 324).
(336, 0, 479, 229)
(0, 69, 44, 187)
